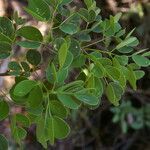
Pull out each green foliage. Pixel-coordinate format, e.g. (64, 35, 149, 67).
(0, 0, 149, 149)
(16, 26, 43, 41)
(0, 42, 11, 59)
(58, 40, 68, 68)
(26, 49, 41, 66)
(14, 80, 37, 97)
(106, 82, 123, 106)
(27, 85, 43, 108)
(60, 23, 78, 35)
(0, 134, 8, 150)
(0, 100, 9, 121)
(16, 114, 30, 127)
(0, 17, 15, 43)
(111, 101, 150, 133)
(16, 41, 41, 49)
(24, 0, 51, 21)
(132, 55, 150, 67)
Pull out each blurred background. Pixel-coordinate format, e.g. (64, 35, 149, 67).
(0, 0, 150, 150)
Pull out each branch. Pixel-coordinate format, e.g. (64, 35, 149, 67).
(0, 71, 10, 76)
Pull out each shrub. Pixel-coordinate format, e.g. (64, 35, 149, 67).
(111, 101, 150, 133)
(0, 0, 149, 149)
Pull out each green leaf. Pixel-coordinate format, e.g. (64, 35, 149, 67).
(0, 134, 8, 150)
(100, 58, 112, 66)
(74, 93, 99, 106)
(16, 114, 30, 127)
(53, 37, 66, 50)
(0, 17, 15, 42)
(92, 63, 105, 78)
(128, 63, 141, 70)
(87, 75, 103, 97)
(114, 12, 122, 22)
(8, 66, 21, 74)
(46, 62, 57, 84)
(21, 62, 30, 72)
(57, 68, 68, 83)
(75, 32, 91, 42)
(117, 46, 133, 54)
(10, 85, 28, 104)
(88, 10, 96, 22)
(71, 54, 85, 68)
(91, 51, 102, 58)
(60, 23, 78, 35)
(106, 82, 123, 106)
(127, 37, 139, 47)
(24, 0, 51, 21)
(116, 37, 138, 50)
(78, 8, 89, 22)
(14, 80, 37, 97)
(68, 39, 81, 58)
(36, 117, 47, 148)
(92, 21, 103, 33)
(27, 105, 43, 116)
(45, 117, 54, 145)
(16, 41, 41, 49)
(78, 8, 96, 22)
(132, 55, 150, 67)
(58, 6, 71, 17)
(127, 67, 137, 90)
(53, 116, 70, 139)
(62, 85, 85, 94)
(142, 51, 150, 57)
(50, 100, 68, 119)
(14, 127, 27, 141)
(116, 29, 126, 37)
(112, 57, 121, 68)
(84, 0, 93, 9)
(0, 42, 11, 59)
(118, 72, 126, 88)
(26, 49, 41, 66)
(0, 101, 9, 121)
(94, 75, 103, 90)
(18, 127, 27, 140)
(28, 86, 43, 108)
(59, 41, 68, 68)
(57, 94, 80, 109)
(134, 70, 145, 80)
(8, 61, 22, 71)
(104, 16, 121, 36)
(89, 57, 105, 74)
(16, 26, 43, 42)
(105, 66, 120, 81)
(58, 80, 84, 92)
(62, 51, 73, 69)
(115, 55, 128, 66)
